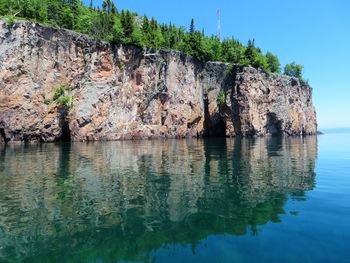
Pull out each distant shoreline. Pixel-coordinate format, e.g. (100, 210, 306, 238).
(319, 128, 350, 134)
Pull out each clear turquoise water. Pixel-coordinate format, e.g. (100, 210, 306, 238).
(0, 134, 349, 262)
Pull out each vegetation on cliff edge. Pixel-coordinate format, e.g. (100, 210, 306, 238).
(0, 0, 305, 80)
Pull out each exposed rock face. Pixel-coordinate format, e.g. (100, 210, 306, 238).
(0, 20, 317, 143)
(224, 67, 317, 136)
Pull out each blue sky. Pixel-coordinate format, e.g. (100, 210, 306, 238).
(86, 0, 350, 129)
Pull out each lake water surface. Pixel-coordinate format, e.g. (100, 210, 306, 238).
(0, 134, 349, 262)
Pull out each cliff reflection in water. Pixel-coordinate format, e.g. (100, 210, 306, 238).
(0, 137, 317, 262)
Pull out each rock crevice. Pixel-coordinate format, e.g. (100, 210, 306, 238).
(0, 20, 317, 143)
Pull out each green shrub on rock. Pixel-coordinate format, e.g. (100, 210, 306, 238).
(53, 86, 65, 101)
(51, 85, 73, 107)
(56, 95, 73, 107)
(217, 90, 226, 106)
(284, 62, 304, 81)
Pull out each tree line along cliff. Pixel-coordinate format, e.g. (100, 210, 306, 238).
(0, 20, 317, 143)
(1, 0, 306, 80)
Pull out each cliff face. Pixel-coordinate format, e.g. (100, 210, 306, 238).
(0, 20, 317, 143)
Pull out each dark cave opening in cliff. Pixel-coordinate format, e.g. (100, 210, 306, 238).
(203, 96, 227, 138)
(208, 117, 227, 137)
(58, 110, 71, 142)
(266, 112, 282, 135)
(0, 128, 8, 144)
(60, 119, 71, 142)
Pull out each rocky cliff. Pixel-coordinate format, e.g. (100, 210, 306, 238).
(0, 20, 317, 143)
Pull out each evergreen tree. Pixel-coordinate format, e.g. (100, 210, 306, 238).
(111, 2, 117, 14)
(147, 18, 164, 48)
(141, 15, 150, 46)
(131, 24, 144, 47)
(221, 38, 246, 64)
(244, 39, 256, 64)
(189, 18, 195, 34)
(120, 10, 134, 42)
(112, 15, 123, 43)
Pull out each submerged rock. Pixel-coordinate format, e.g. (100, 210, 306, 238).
(0, 20, 317, 143)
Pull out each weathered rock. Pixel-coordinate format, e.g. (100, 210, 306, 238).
(226, 66, 317, 136)
(0, 20, 317, 143)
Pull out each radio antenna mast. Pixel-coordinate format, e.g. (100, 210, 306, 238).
(217, 9, 221, 40)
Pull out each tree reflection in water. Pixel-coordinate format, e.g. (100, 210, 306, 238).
(0, 136, 317, 262)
